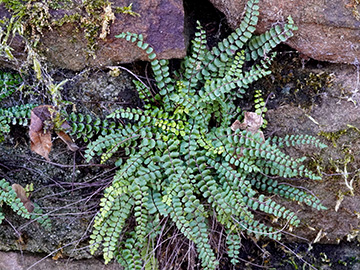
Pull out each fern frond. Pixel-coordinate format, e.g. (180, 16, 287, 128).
(68, 112, 111, 141)
(116, 32, 175, 101)
(108, 107, 187, 136)
(84, 125, 141, 163)
(0, 71, 22, 102)
(251, 174, 326, 210)
(133, 80, 153, 104)
(117, 233, 144, 269)
(90, 192, 134, 262)
(201, 0, 260, 80)
(131, 175, 149, 242)
(168, 196, 218, 270)
(0, 104, 36, 134)
(254, 89, 268, 128)
(182, 21, 208, 89)
(272, 133, 327, 149)
(30, 203, 52, 229)
(246, 15, 298, 61)
(226, 230, 242, 265)
(0, 179, 30, 220)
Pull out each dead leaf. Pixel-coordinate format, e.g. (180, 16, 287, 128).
(31, 105, 54, 127)
(56, 131, 79, 152)
(230, 119, 244, 131)
(29, 106, 53, 161)
(29, 105, 79, 160)
(241, 111, 263, 133)
(29, 129, 52, 160)
(11, 184, 34, 213)
(231, 112, 265, 141)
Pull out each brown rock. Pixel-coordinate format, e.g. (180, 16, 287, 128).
(209, 0, 360, 64)
(0, 0, 186, 70)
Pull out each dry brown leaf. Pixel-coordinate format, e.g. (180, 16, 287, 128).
(29, 105, 79, 160)
(31, 105, 54, 127)
(29, 106, 53, 161)
(11, 183, 34, 213)
(230, 119, 243, 131)
(241, 111, 263, 133)
(231, 112, 265, 141)
(29, 130, 52, 160)
(56, 130, 79, 152)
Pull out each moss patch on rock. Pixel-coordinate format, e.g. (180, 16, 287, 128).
(1, 0, 138, 58)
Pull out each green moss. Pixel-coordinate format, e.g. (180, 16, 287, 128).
(319, 126, 360, 196)
(318, 129, 348, 147)
(48, 0, 73, 10)
(252, 52, 333, 109)
(319, 125, 360, 148)
(53, 13, 82, 27)
(114, 3, 140, 17)
(1, 0, 140, 57)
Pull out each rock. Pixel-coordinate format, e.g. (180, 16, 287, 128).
(0, 0, 186, 70)
(209, 0, 360, 64)
(0, 251, 119, 270)
(265, 62, 360, 243)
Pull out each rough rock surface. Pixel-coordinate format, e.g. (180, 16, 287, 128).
(265, 62, 360, 244)
(0, 251, 119, 270)
(0, 0, 186, 70)
(209, 0, 360, 64)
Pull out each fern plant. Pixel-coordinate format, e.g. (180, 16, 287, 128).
(0, 71, 22, 100)
(83, 0, 327, 268)
(0, 70, 36, 137)
(0, 179, 30, 224)
(0, 104, 35, 136)
(0, 0, 326, 268)
(0, 178, 52, 229)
